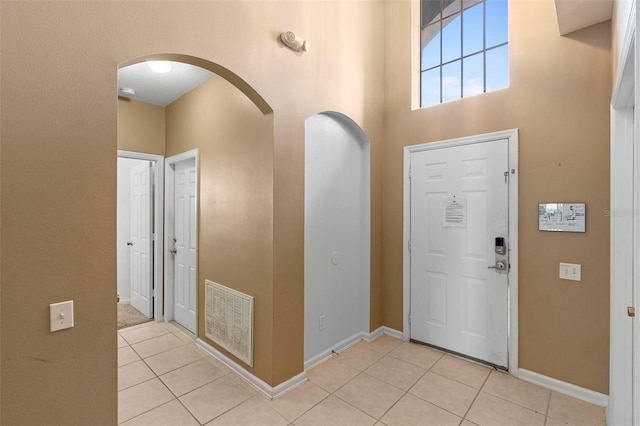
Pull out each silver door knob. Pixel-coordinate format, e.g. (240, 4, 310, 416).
(488, 261, 507, 271)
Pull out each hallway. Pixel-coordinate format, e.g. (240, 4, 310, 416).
(118, 321, 605, 425)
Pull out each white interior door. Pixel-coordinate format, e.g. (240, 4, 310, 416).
(130, 161, 153, 318)
(410, 139, 509, 368)
(172, 158, 197, 333)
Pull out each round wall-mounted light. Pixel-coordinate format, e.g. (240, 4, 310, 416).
(146, 61, 173, 74)
(119, 87, 136, 96)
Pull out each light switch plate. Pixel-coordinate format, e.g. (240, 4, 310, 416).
(559, 263, 581, 281)
(50, 300, 74, 332)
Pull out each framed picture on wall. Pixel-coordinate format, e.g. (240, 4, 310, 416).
(538, 203, 586, 233)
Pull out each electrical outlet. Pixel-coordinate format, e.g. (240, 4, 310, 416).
(50, 300, 74, 332)
(559, 263, 581, 281)
(319, 315, 326, 331)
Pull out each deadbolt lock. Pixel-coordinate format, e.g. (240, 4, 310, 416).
(628, 306, 636, 317)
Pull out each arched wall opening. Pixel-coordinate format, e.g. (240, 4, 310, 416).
(304, 111, 371, 367)
(119, 54, 273, 114)
(117, 54, 276, 381)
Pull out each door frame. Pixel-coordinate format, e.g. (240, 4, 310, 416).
(402, 129, 519, 373)
(164, 149, 199, 333)
(117, 150, 165, 322)
(609, 2, 637, 423)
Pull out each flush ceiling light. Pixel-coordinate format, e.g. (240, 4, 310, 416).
(119, 87, 136, 96)
(146, 61, 173, 74)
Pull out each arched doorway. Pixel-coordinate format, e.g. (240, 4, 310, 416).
(304, 112, 371, 366)
(116, 56, 276, 417)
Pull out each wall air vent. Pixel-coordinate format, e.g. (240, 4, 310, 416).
(204, 280, 254, 366)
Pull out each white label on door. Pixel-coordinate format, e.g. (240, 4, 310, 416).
(443, 198, 467, 228)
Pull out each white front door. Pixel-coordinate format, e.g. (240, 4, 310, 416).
(172, 158, 197, 333)
(410, 139, 509, 368)
(130, 161, 153, 318)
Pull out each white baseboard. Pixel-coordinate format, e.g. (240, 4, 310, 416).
(303, 332, 365, 370)
(197, 328, 405, 398)
(118, 299, 131, 304)
(196, 338, 307, 400)
(364, 326, 404, 342)
(304, 326, 406, 370)
(518, 368, 609, 407)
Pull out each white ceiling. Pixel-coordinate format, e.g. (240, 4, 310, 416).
(555, 0, 613, 35)
(118, 61, 213, 107)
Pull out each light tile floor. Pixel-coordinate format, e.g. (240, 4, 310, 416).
(118, 321, 606, 426)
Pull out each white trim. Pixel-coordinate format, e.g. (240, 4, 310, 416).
(196, 338, 308, 399)
(609, 106, 635, 426)
(303, 332, 365, 370)
(410, 0, 421, 110)
(403, 129, 519, 373)
(611, 0, 636, 108)
(403, 146, 412, 341)
(361, 130, 372, 337)
(507, 131, 519, 375)
(609, 3, 636, 424)
(519, 369, 609, 407)
(363, 326, 405, 342)
(165, 149, 199, 335)
(117, 150, 165, 322)
(635, 11, 640, 423)
(303, 326, 406, 370)
(166, 149, 199, 165)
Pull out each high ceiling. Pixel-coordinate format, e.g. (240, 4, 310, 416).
(118, 2, 613, 108)
(555, 0, 613, 35)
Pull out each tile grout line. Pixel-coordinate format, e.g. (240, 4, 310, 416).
(372, 380, 410, 422)
(476, 370, 554, 418)
(119, 329, 171, 345)
(119, 335, 222, 426)
(543, 391, 553, 426)
(328, 370, 385, 423)
(118, 336, 174, 425)
(406, 352, 479, 422)
(118, 322, 256, 425)
(459, 366, 493, 422)
(326, 342, 472, 423)
(336, 346, 432, 423)
(128, 333, 190, 359)
(159, 326, 264, 426)
(118, 373, 157, 393)
(117, 379, 173, 425)
(119, 331, 604, 426)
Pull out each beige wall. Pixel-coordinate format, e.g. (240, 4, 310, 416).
(164, 75, 276, 381)
(117, 98, 166, 155)
(384, 0, 611, 393)
(0, 1, 384, 422)
(0, 0, 614, 423)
